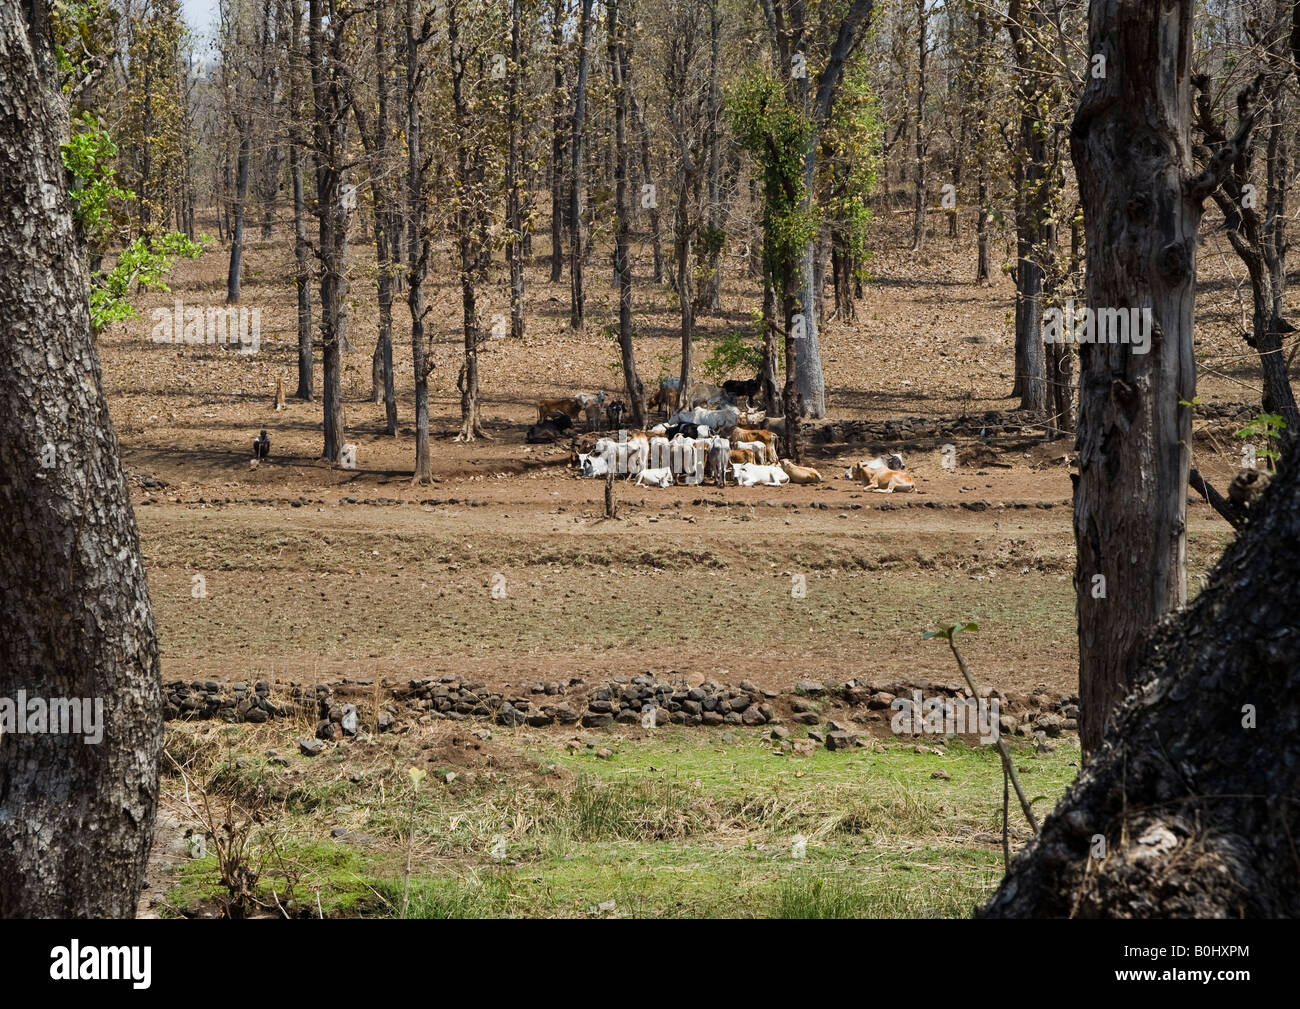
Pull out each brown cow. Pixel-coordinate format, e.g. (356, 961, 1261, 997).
(536, 397, 583, 424)
(731, 427, 777, 463)
(779, 459, 823, 484)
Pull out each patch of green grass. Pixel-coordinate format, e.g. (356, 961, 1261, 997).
(159, 720, 1081, 918)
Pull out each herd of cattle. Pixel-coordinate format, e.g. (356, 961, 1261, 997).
(526, 377, 916, 492)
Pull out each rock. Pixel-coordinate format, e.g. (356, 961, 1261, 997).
(497, 702, 527, 727)
(796, 680, 825, 695)
(770, 726, 790, 740)
(999, 714, 1017, 736)
(825, 730, 858, 751)
(595, 747, 614, 760)
(554, 703, 579, 724)
(588, 699, 614, 714)
(790, 698, 813, 713)
(808, 730, 825, 743)
(741, 706, 766, 726)
(758, 703, 776, 722)
(525, 710, 555, 728)
(615, 710, 640, 724)
(701, 711, 725, 726)
(582, 712, 614, 728)
(377, 710, 395, 732)
(794, 711, 820, 725)
(868, 692, 895, 709)
(1035, 713, 1064, 737)
(724, 711, 743, 725)
(298, 737, 324, 756)
(268, 756, 289, 767)
(243, 707, 268, 724)
(931, 769, 951, 780)
(315, 719, 336, 741)
(729, 694, 751, 713)
(845, 686, 872, 706)
(721, 731, 738, 744)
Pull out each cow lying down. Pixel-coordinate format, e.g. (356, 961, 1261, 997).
(577, 452, 609, 478)
(844, 454, 914, 492)
(731, 462, 789, 487)
(633, 467, 674, 488)
(779, 459, 823, 484)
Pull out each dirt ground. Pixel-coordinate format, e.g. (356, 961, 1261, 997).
(102, 211, 1256, 703)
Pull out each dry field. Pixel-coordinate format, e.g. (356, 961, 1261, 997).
(105, 210, 1266, 916)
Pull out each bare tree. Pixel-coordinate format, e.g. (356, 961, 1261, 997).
(352, 0, 400, 434)
(505, 0, 525, 340)
(407, 0, 435, 481)
(569, 0, 595, 328)
(610, 0, 646, 426)
(307, 0, 354, 462)
(284, 0, 314, 400)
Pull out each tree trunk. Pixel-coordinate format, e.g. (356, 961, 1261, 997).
(287, 0, 313, 401)
(449, 0, 485, 441)
(632, 90, 663, 284)
(0, 3, 161, 917)
(550, 0, 566, 283)
(911, 0, 926, 251)
(675, 167, 693, 411)
(368, 0, 398, 434)
(1008, 0, 1050, 411)
(762, 275, 780, 414)
(981, 430, 1300, 916)
(699, 0, 723, 314)
(226, 117, 251, 304)
(1070, 0, 1215, 754)
(505, 0, 525, 340)
(610, 0, 645, 427)
(782, 259, 802, 461)
(309, 0, 347, 462)
(569, 0, 595, 329)
(407, 0, 432, 481)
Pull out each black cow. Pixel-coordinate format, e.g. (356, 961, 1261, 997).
(722, 374, 763, 405)
(526, 412, 572, 444)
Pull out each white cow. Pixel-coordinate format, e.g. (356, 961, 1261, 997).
(633, 466, 674, 488)
(732, 439, 767, 465)
(669, 404, 740, 435)
(577, 452, 609, 478)
(731, 462, 789, 487)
